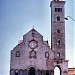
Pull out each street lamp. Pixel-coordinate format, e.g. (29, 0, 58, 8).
(64, 16, 75, 21)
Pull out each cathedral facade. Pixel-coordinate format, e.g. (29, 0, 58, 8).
(10, 0, 68, 75)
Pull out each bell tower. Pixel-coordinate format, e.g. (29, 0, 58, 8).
(50, 0, 65, 60)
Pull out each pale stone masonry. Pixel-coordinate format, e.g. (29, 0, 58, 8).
(10, 0, 68, 75)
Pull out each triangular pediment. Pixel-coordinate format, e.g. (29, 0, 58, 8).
(23, 28, 43, 37)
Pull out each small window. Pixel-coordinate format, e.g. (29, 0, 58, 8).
(57, 53, 60, 57)
(57, 16, 60, 21)
(55, 8, 62, 12)
(15, 51, 20, 57)
(55, 8, 58, 12)
(30, 50, 36, 58)
(45, 52, 49, 58)
(60, 8, 62, 12)
(32, 32, 35, 37)
(57, 40, 60, 46)
(58, 8, 60, 12)
(57, 29, 60, 33)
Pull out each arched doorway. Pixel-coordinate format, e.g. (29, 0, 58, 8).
(28, 67, 36, 75)
(54, 66, 61, 75)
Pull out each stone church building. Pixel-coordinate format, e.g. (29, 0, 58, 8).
(10, 0, 68, 75)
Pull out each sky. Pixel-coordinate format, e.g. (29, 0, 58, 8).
(0, 0, 75, 75)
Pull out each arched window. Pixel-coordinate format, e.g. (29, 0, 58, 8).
(30, 50, 36, 58)
(45, 52, 49, 58)
(54, 66, 61, 75)
(57, 53, 60, 57)
(55, 8, 62, 12)
(57, 16, 60, 21)
(32, 32, 35, 37)
(57, 40, 61, 46)
(57, 29, 60, 33)
(15, 51, 20, 57)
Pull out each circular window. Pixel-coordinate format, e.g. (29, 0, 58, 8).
(57, 29, 60, 33)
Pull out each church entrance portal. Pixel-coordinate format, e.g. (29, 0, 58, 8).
(28, 67, 36, 75)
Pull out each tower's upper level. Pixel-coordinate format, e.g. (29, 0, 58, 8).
(50, 0, 65, 22)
